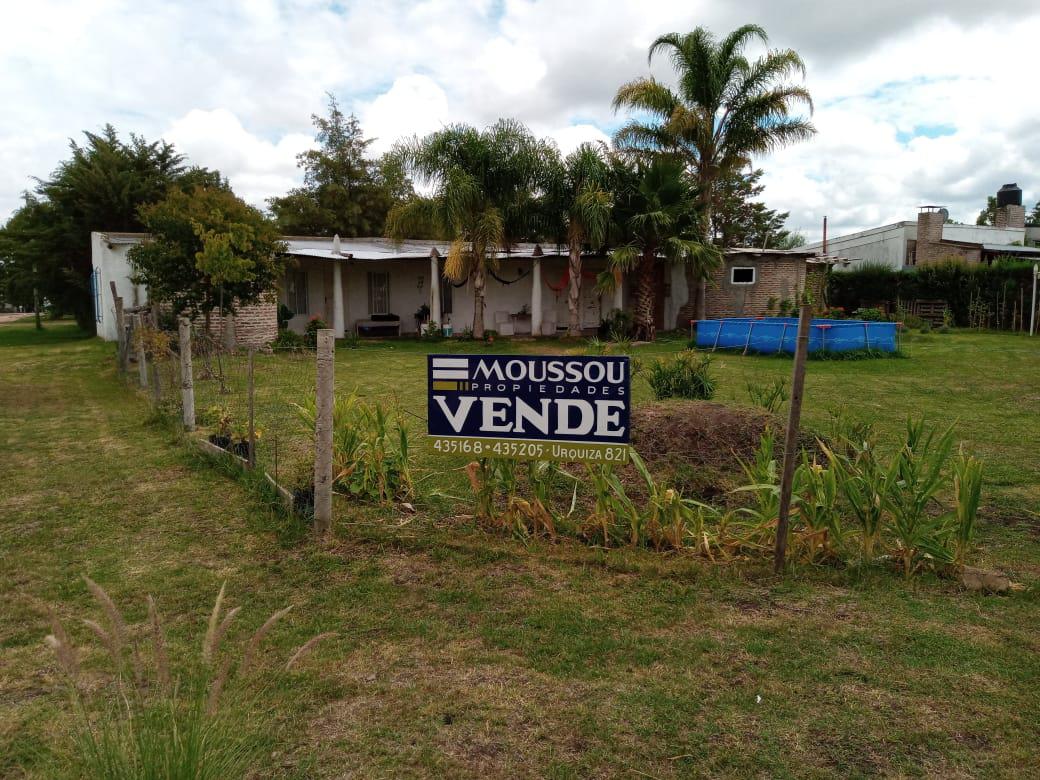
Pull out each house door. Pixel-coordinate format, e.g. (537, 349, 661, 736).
(580, 278, 601, 330)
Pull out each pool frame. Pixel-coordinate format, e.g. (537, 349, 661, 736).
(694, 317, 899, 354)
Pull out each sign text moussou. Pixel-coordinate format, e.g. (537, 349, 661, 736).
(426, 354, 630, 463)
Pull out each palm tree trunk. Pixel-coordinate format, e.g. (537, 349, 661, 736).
(633, 248, 656, 342)
(675, 179, 714, 327)
(567, 241, 582, 337)
(472, 262, 486, 339)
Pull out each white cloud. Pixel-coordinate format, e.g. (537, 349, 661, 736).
(359, 76, 452, 156)
(2, 0, 1040, 240)
(162, 109, 313, 206)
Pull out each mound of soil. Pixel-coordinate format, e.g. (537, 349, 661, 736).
(630, 401, 818, 500)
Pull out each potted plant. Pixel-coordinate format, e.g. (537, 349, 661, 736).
(415, 303, 430, 333)
(207, 405, 233, 450)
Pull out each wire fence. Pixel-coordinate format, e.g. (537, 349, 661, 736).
(112, 309, 321, 513)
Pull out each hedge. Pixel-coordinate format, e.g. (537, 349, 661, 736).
(827, 258, 1038, 328)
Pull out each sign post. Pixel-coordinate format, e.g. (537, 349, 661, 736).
(427, 354, 630, 463)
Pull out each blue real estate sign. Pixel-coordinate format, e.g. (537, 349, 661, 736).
(427, 354, 630, 463)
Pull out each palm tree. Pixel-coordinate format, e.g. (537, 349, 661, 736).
(604, 155, 712, 342)
(613, 24, 815, 326)
(386, 120, 553, 338)
(542, 143, 614, 336)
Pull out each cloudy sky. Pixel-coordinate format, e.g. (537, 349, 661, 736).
(4, 0, 1040, 240)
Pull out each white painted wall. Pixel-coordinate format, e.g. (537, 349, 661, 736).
(943, 223, 1025, 245)
(805, 223, 914, 271)
(282, 254, 620, 336)
(808, 221, 1032, 272)
(91, 232, 147, 341)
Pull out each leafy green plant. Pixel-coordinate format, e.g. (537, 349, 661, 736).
(883, 419, 956, 578)
(853, 307, 886, 321)
(270, 329, 304, 351)
(746, 378, 789, 413)
(303, 316, 328, 349)
(293, 393, 412, 503)
(951, 449, 983, 567)
(644, 350, 716, 400)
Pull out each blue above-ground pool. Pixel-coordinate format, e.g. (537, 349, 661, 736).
(694, 317, 899, 354)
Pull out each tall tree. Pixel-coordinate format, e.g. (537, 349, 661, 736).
(128, 186, 287, 323)
(712, 167, 802, 249)
(0, 126, 217, 330)
(613, 24, 814, 326)
(976, 196, 998, 226)
(542, 143, 614, 336)
(269, 95, 413, 236)
(385, 119, 554, 338)
(604, 155, 711, 341)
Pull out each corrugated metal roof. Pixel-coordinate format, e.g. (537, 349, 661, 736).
(981, 243, 1040, 254)
(283, 237, 568, 261)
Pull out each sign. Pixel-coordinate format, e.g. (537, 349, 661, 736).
(427, 354, 630, 463)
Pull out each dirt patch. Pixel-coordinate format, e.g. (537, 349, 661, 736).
(630, 401, 819, 499)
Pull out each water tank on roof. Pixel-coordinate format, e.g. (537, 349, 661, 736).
(997, 183, 1022, 208)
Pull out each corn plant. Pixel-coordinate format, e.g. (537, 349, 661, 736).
(582, 463, 638, 546)
(951, 449, 984, 567)
(883, 418, 956, 578)
(791, 456, 844, 562)
(293, 393, 412, 504)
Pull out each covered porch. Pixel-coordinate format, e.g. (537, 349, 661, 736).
(277, 237, 624, 338)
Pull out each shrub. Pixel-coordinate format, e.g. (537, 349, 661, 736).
(645, 351, 716, 400)
(271, 329, 304, 351)
(746, 378, 789, 413)
(853, 306, 886, 321)
(598, 309, 633, 341)
(303, 316, 327, 348)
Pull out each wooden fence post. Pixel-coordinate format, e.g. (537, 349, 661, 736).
(178, 317, 196, 431)
(135, 314, 149, 389)
(774, 301, 812, 574)
(247, 349, 256, 469)
(313, 329, 335, 536)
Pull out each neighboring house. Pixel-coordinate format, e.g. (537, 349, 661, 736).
(91, 231, 833, 343)
(699, 249, 833, 320)
(806, 184, 1040, 271)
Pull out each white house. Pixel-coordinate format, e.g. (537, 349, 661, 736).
(91, 231, 831, 343)
(807, 184, 1040, 271)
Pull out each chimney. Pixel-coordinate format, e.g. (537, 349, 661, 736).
(916, 206, 946, 266)
(994, 183, 1025, 230)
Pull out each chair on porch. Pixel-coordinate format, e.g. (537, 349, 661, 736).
(494, 311, 515, 336)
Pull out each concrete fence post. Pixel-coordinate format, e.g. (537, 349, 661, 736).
(313, 329, 335, 536)
(178, 317, 195, 431)
(135, 314, 149, 388)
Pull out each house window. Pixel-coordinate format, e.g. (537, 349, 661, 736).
(286, 271, 308, 315)
(731, 266, 756, 285)
(368, 271, 390, 315)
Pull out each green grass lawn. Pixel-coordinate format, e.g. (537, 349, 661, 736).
(1, 318, 1039, 778)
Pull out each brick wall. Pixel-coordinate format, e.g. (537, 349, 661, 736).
(199, 294, 278, 348)
(995, 204, 1026, 230)
(916, 210, 982, 266)
(704, 256, 821, 318)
